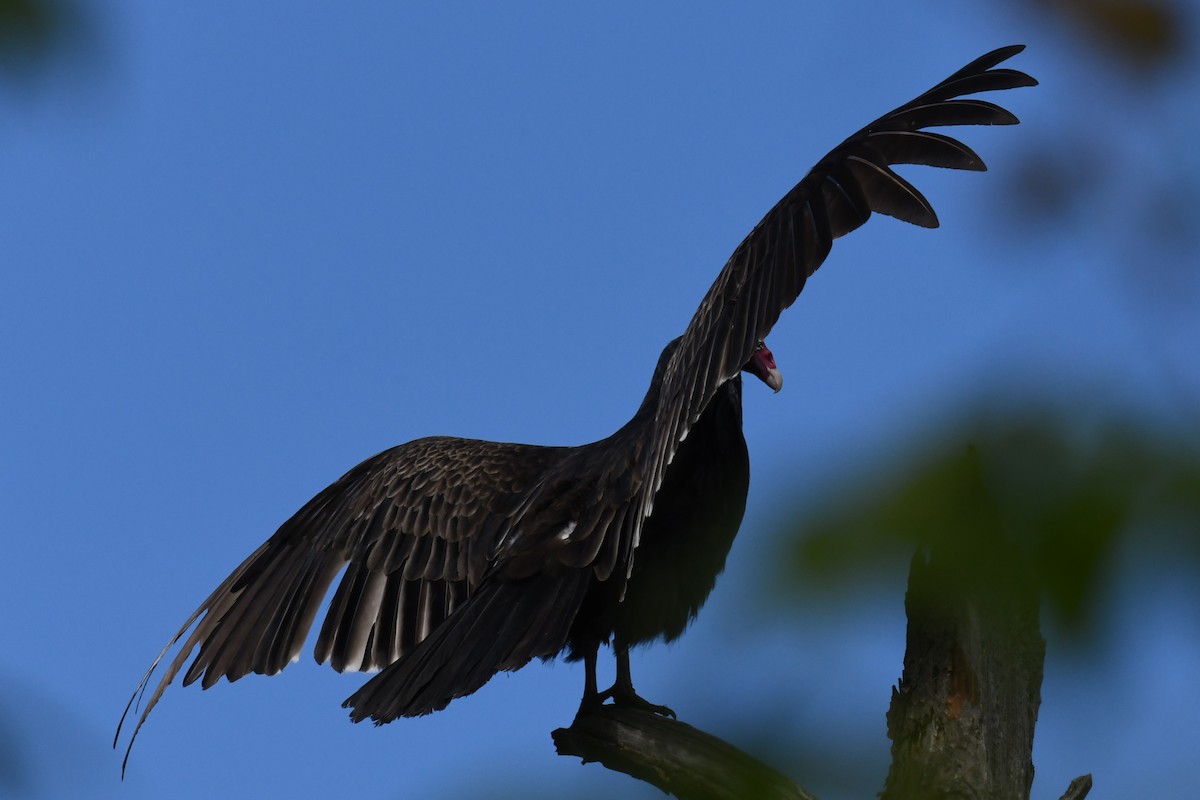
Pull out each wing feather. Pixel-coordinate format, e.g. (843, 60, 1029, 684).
(118, 46, 1035, 774)
(645, 44, 1035, 532)
(117, 436, 567, 773)
(510, 46, 1034, 593)
(865, 130, 985, 171)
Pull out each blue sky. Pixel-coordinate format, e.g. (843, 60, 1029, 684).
(3, 3, 1197, 798)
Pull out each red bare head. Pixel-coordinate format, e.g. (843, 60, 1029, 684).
(744, 340, 782, 393)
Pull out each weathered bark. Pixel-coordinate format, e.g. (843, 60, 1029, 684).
(882, 544, 1044, 799)
(553, 705, 816, 800)
(881, 450, 1089, 800)
(555, 450, 1093, 799)
(1059, 774, 1093, 800)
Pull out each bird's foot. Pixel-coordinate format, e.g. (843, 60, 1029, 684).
(580, 684, 676, 719)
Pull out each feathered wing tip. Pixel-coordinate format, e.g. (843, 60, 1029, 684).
(625, 49, 1035, 583)
(809, 44, 1037, 236)
(115, 607, 224, 777)
(113, 540, 343, 777)
(343, 569, 592, 724)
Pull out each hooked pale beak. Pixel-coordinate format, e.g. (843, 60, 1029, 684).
(745, 341, 783, 393)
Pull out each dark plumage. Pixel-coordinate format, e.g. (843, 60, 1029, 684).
(117, 45, 1035, 771)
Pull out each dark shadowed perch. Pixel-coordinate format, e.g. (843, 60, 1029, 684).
(554, 705, 817, 800)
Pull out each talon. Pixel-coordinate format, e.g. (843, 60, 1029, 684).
(626, 698, 675, 719)
(591, 684, 675, 718)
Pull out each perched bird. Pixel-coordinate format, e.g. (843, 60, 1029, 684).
(117, 45, 1035, 772)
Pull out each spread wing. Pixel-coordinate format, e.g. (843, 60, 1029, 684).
(116, 435, 567, 772)
(527, 46, 1036, 586)
(641, 45, 1036, 559)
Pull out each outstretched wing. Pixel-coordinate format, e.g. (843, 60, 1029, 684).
(116, 435, 566, 772)
(640, 45, 1036, 555)
(538, 46, 1036, 585)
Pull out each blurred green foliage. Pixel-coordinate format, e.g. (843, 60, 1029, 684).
(781, 404, 1200, 634)
(0, 0, 62, 67)
(0, 0, 93, 83)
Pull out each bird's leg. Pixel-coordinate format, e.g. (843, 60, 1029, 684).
(577, 645, 601, 714)
(594, 643, 676, 718)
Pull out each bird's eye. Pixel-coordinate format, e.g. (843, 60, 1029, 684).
(755, 341, 764, 351)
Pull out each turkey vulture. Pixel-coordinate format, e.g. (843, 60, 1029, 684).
(117, 45, 1035, 771)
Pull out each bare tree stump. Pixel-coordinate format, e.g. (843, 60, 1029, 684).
(881, 448, 1090, 800)
(883, 545, 1044, 799)
(554, 449, 1092, 799)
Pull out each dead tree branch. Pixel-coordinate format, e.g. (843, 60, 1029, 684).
(553, 704, 816, 800)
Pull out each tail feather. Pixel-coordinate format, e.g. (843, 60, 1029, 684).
(344, 569, 590, 723)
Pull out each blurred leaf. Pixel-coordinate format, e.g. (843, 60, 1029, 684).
(0, 0, 61, 62)
(1035, 0, 1189, 70)
(0, 0, 95, 83)
(777, 405, 1200, 633)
